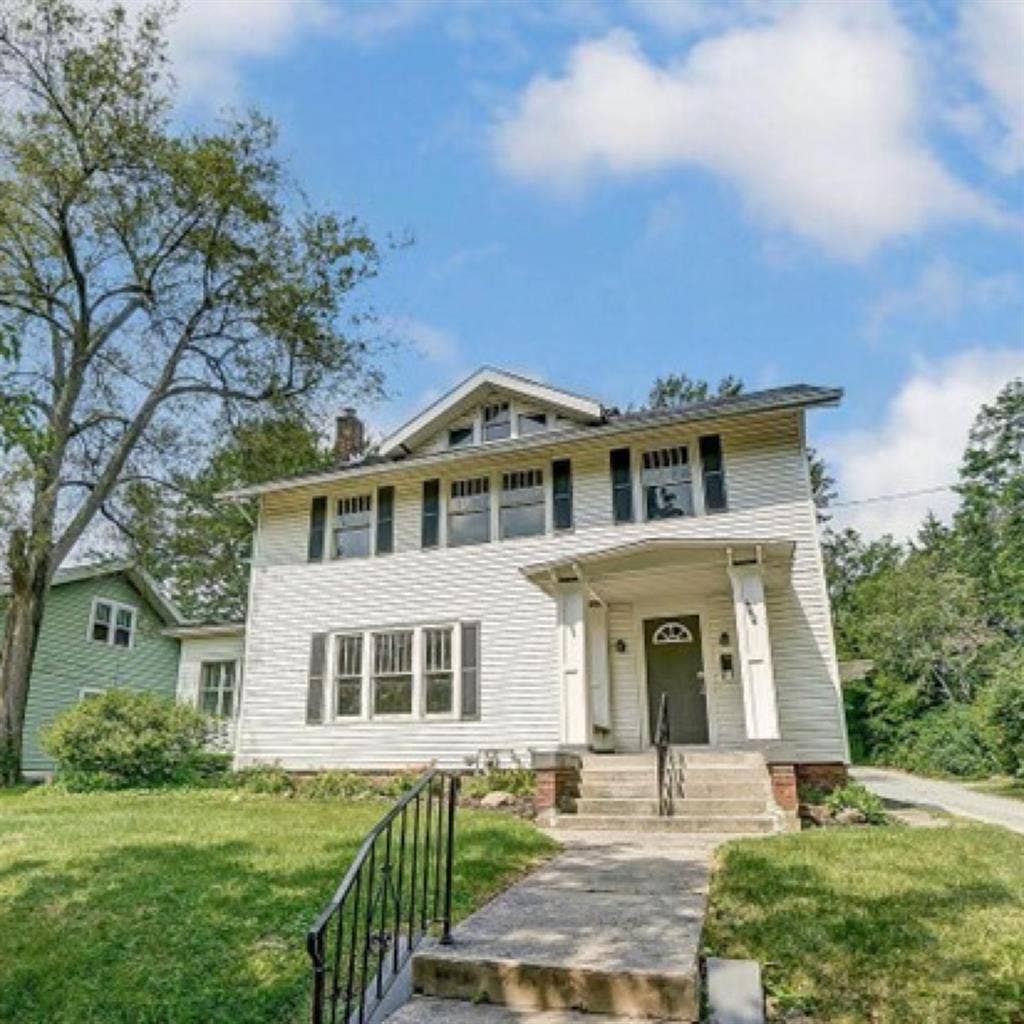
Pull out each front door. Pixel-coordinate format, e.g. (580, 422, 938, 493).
(644, 615, 708, 744)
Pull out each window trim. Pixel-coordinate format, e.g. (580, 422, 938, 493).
(87, 597, 137, 649)
(332, 632, 366, 719)
(369, 627, 417, 719)
(498, 468, 546, 540)
(198, 659, 240, 719)
(332, 492, 374, 560)
(641, 443, 696, 521)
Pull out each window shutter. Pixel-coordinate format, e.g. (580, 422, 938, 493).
(308, 496, 327, 561)
(306, 633, 327, 724)
(460, 622, 480, 720)
(609, 448, 633, 523)
(699, 435, 727, 512)
(552, 458, 573, 531)
(376, 486, 395, 555)
(421, 479, 440, 548)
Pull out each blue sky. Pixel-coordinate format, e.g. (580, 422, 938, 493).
(166, 0, 1023, 538)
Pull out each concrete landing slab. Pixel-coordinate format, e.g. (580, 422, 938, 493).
(706, 957, 764, 1024)
(388, 996, 648, 1022)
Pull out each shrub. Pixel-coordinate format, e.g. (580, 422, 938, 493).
(192, 751, 233, 784)
(888, 703, 1001, 779)
(983, 660, 1024, 777)
(463, 768, 535, 800)
(228, 764, 296, 796)
(823, 782, 887, 824)
(375, 769, 421, 799)
(300, 770, 375, 800)
(43, 690, 208, 791)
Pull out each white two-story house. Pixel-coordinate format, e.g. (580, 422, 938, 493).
(222, 368, 847, 806)
(222, 367, 849, 807)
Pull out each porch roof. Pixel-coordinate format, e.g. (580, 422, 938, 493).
(520, 536, 796, 596)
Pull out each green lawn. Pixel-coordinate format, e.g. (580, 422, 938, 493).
(0, 787, 557, 1024)
(702, 824, 1024, 1024)
(969, 778, 1024, 802)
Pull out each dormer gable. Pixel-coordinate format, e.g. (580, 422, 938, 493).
(377, 367, 604, 458)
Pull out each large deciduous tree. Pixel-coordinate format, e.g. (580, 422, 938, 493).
(0, 0, 383, 783)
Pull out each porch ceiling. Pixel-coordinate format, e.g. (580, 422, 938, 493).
(520, 536, 796, 598)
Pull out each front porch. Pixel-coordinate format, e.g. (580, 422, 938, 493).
(522, 537, 795, 756)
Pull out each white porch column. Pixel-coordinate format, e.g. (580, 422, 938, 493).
(727, 564, 781, 741)
(586, 602, 611, 733)
(556, 583, 589, 746)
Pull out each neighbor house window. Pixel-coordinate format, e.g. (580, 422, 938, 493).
(609, 448, 633, 523)
(500, 469, 545, 538)
(79, 687, 103, 701)
(423, 626, 454, 715)
(482, 401, 511, 442)
(372, 630, 414, 715)
(552, 458, 573, 531)
(90, 599, 136, 648)
(334, 634, 363, 718)
(642, 446, 694, 519)
(517, 411, 547, 436)
(699, 434, 727, 512)
(448, 476, 490, 546)
(448, 425, 474, 448)
(334, 494, 372, 558)
(200, 661, 237, 718)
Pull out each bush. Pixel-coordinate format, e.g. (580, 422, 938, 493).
(983, 660, 1024, 777)
(228, 764, 296, 796)
(300, 770, 375, 800)
(823, 781, 887, 824)
(374, 769, 422, 799)
(463, 768, 535, 800)
(43, 690, 209, 791)
(888, 703, 1001, 779)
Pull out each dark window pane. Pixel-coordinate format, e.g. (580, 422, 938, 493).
(483, 402, 511, 442)
(500, 469, 544, 538)
(699, 434, 728, 512)
(373, 677, 413, 714)
(422, 479, 440, 548)
(334, 495, 372, 559)
(448, 477, 490, 546)
(336, 680, 362, 717)
(426, 674, 453, 714)
(448, 425, 473, 448)
(376, 486, 394, 554)
(609, 448, 633, 523)
(306, 633, 327, 724)
(642, 447, 694, 519)
(518, 412, 547, 436)
(308, 496, 327, 561)
(552, 458, 573, 530)
(460, 622, 480, 720)
(92, 601, 111, 642)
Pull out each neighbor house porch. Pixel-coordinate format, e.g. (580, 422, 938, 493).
(522, 537, 796, 755)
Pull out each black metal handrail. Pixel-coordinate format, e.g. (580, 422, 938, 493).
(307, 770, 460, 1024)
(655, 692, 673, 817)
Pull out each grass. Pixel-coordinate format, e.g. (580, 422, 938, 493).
(0, 786, 557, 1024)
(702, 824, 1024, 1024)
(969, 777, 1024, 802)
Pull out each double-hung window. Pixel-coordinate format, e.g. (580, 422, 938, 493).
(423, 627, 454, 715)
(448, 477, 490, 546)
(90, 599, 136, 648)
(483, 402, 511, 442)
(642, 446, 694, 519)
(334, 495, 372, 558)
(372, 630, 414, 715)
(500, 469, 545, 538)
(335, 634, 363, 717)
(200, 661, 237, 718)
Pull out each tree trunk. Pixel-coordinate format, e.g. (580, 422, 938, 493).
(0, 537, 51, 786)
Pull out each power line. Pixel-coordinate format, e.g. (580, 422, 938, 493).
(830, 484, 956, 509)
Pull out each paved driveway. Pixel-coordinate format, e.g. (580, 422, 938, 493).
(852, 766, 1024, 835)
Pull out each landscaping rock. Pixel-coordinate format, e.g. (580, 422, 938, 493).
(835, 808, 868, 826)
(800, 804, 833, 828)
(480, 790, 516, 809)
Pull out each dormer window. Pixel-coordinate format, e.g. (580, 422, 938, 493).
(518, 411, 548, 436)
(483, 401, 511, 442)
(448, 425, 474, 449)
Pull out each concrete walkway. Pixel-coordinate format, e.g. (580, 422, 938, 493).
(852, 766, 1024, 835)
(392, 829, 725, 1022)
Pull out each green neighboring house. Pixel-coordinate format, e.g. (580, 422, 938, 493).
(0, 561, 185, 775)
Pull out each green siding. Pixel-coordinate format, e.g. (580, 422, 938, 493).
(1, 573, 181, 771)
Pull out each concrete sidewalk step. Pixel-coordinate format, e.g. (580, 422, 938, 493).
(548, 814, 775, 834)
(387, 997, 650, 1023)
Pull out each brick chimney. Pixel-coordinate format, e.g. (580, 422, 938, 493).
(333, 408, 364, 462)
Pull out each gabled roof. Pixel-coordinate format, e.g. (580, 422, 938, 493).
(218, 382, 842, 501)
(377, 366, 604, 457)
(0, 560, 185, 626)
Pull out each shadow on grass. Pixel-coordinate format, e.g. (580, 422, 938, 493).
(702, 830, 1024, 1023)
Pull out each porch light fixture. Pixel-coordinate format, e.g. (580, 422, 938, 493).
(614, 638, 628, 654)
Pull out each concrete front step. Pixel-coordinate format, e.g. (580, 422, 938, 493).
(679, 780, 769, 800)
(575, 797, 661, 816)
(548, 813, 776, 834)
(388, 997, 651, 1023)
(678, 749, 766, 766)
(681, 767, 769, 786)
(674, 797, 769, 816)
(579, 781, 658, 799)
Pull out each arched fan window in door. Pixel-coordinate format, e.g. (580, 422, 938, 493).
(652, 621, 693, 645)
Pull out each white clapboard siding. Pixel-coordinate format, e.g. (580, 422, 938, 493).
(240, 409, 847, 769)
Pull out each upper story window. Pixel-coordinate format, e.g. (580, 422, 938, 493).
(200, 660, 238, 718)
(642, 446, 694, 519)
(448, 476, 490, 546)
(699, 434, 728, 512)
(334, 494, 372, 558)
(517, 411, 548, 436)
(90, 599, 136, 648)
(500, 469, 545, 538)
(448, 425, 474, 448)
(482, 401, 511, 442)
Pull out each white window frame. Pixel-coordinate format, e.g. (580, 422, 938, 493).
(87, 597, 137, 649)
(332, 493, 375, 560)
(198, 659, 240, 719)
(447, 475, 492, 547)
(332, 632, 365, 719)
(498, 468, 546, 540)
(421, 623, 459, 719)
(369, 627, 417, 719)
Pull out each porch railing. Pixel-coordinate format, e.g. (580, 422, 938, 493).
(654, 692, 674, 817)
(306, 770, 460, 1024)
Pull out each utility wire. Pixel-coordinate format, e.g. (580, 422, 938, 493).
(830, 484, 955, 509)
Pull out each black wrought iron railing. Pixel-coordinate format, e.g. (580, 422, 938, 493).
(655, 692, 674, 817)
(306, 771, 460, 1024)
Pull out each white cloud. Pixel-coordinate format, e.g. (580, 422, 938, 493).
(958, 0, 1024, 173)
(384, 317, 460, 364)
(865, 258, 1021, 339)
(492, 6, 1000, 258)
(824, 348, 1024, 540)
